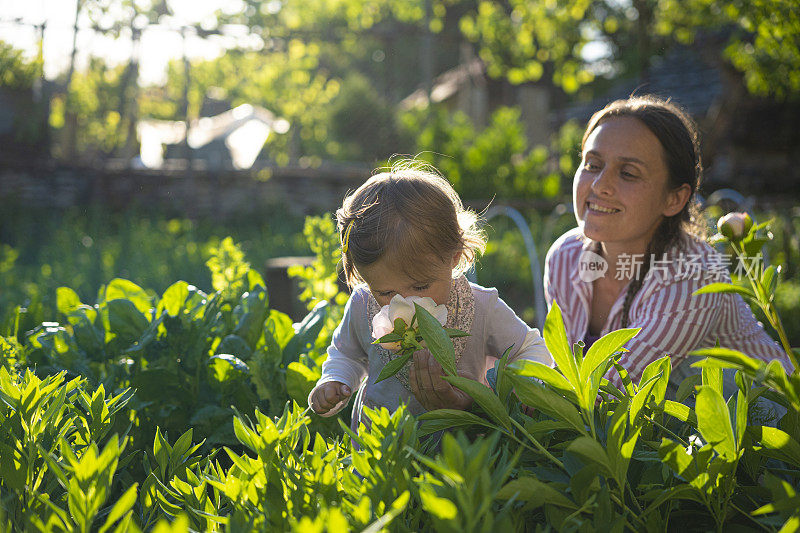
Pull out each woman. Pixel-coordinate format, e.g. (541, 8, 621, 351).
(544, 95, 792, 394)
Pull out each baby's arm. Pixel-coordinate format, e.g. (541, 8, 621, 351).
(308, 292, 369, 417)
(487, 291, 552, 366)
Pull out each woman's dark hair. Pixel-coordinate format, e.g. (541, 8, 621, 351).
(582, 95, 703, 327)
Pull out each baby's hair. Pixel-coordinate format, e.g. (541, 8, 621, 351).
(337, 160, 486, 288)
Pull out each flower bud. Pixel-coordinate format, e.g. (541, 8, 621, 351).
(717, 212, 753, 241)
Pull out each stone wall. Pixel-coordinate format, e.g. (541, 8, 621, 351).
(0, 160, 372, 217)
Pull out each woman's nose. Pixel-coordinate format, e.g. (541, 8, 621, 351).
(590, 168, 614, 195)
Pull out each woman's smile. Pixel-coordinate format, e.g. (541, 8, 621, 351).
(585, 201, 620, 214)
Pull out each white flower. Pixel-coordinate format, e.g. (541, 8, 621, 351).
(372, 294, 448, 351)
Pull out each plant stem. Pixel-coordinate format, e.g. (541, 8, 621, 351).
(643, 414, 689, 446)
(733, 242, 798, 368)
(509, 418, 565, 471)
(730, 502, 771, 532)
(768, 307, 797, 367)
(626, 483, 644, 514)
(609, 492, 647, 529)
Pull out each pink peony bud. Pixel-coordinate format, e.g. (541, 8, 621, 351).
(717, 212, 753, 241)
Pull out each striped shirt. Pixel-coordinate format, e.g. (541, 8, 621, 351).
(544, 227, 793, 389)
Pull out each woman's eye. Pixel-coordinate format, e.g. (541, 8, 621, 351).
(413, 285, 430, 292)
(583, 161, 600, 171)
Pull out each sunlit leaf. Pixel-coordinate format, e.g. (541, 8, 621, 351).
(696, 386, 737, 460)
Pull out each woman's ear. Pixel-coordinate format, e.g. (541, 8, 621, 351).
(663, 184, 692, 217)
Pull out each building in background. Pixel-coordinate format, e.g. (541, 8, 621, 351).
(137, 103, 290, 170)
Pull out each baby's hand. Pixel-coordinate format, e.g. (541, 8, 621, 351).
(309, 381, 352, 415)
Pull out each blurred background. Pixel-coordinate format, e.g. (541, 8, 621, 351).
(1, 0, 799, 335)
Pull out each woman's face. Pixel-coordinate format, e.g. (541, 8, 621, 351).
(573, 116, 689, 254)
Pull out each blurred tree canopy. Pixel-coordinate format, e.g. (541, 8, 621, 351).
(0, 41, 43, 90)
(2, 0, 797, 191)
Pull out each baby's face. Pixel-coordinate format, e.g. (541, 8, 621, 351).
(358, 253, 458, 307)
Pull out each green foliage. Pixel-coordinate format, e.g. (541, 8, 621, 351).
(326, 73, 404, 162)
(460, 0, 595, 92)
(0, 206, 305, 342)
(0, 368, 135, 532)
(401, 106, 577, 200)
(50, 58, 129, 157)
(2, 210, 800, 531)
(288, 214, 344, 312)
(655, 0, 800, 100)
(205, 237, 253, 301)
(0, 40, 43, 90)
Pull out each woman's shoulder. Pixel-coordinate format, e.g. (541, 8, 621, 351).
(545, 227, 586, 266)
(640, 232, 729, 294)
(666, 232, 728, 273)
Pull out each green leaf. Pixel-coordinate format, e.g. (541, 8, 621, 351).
(415, 303, 457, 377)
(374, 352, 412, 384)
(692, 283, 755, 299)
(606, 402, 640, 486)
(675, 374, 702, 403)
(658, 438, 698, 481)
(696, 385, 737, 460)
(106, 299, 149, 341)
(747, 426, 800, 467)
(374, 332, 402, 343)
(104, 279, 152, 315)
(444, 327, 470, 338)
(209, 354, 249, 385)
(508, 359, 575, 399)
(567, 436, 613, 477)
(612, 359, 635, 398)
(761, 265, 778, 297)
(743, 237, 770, 258)
(509, 374, 586, 435)
(544, 302, 580, 388)
(639, 356, 671, 408)
(663, 400, 698, 427)
(282, 300, 328, 366)
(630, 373, 662, 426)
(266, 310, 295, 351)
(702, 364, 723, 397)
(689, 347, 763, 373)
(170, 429, 194, 467)
(735, 387, 748, 450)
(642, 485, 704, 515)
(57, 287, 82, 317)
(99, 483, 138, 533)
(419, 488, 457, 520)
(418, 409, 501, 437)
(286, 361, 319, 405)
(580, 328, 639, 385)
(233, 286, 269, 349)
(495, 346, 514, 403)
(443, 375, 512, 430)
(496, 476, 578, 510)
(159, 281, 190, 317)
(218, 335, 253, 360)
(752, 495, 800, 516)
(363, 491, 410, 533)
